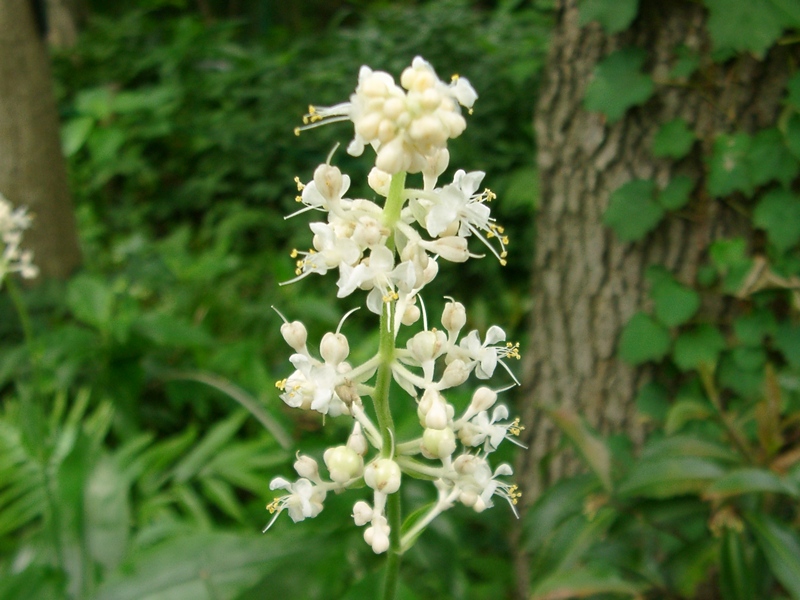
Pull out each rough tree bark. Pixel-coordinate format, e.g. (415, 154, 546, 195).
(513, 0, 800, 595)
(0, 0, 81, 280)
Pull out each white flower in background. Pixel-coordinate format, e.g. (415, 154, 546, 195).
(295, 57, 477, 174)
(263, 477, 326, 531)
(0, 194, 38, 286)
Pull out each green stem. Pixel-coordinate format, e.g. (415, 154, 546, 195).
(374, 170, 407, 600)
(6, 277, 34, 352)
(383, 172, 407, 252)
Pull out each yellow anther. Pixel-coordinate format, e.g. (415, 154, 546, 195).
(451, 74, 460, 81)
(290, 249, 298, 258)
(294, 176, 305, 191)
(501, 236, 509, 245)
(294, 127, 301, 136)
(308, 105, 317, 114)
(487, 231, 495, 238)
(508, 417, 524, 437)
(500, 251, 508, 258)
(275, 379, 287, 391)
(295, 195, 302, 203)
(266, 498, 280, 513)
(500, 259, 507, 266)
(468, 108, 473, 115)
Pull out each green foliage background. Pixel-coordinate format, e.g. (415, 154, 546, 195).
(2, 0, 800, 598)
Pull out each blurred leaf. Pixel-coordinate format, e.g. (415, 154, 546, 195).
(86, 454, 131, 570)
(734, 310, 778, 346)
(647, 266, 700, 328)
(67, 274, 114, 331)
(707, 133, 753, 197)
(657, 175, 694, 211)
(618, 457, 725, 498)
(704, 0, 785, 58)
(95, 530, 310, 600)
(546, 407, 612, 491)
(774, 323, 800, 369)
(604, 179, 664, 241)
(705, 468, 798, 500)
(0, 566, 66, 600)
(672, 325, 727, 372)
(61, 116, 95, 157)
(531, 566, 645, 599)
(584, 48, 654, 122)
(171, 410, 248, 483)
(749, 128, 800, 188)
(745, 513, 800, 599)
(753, 189, 800, 253)
(709, 238, 754, 294)
(653, 118, 695, 159)
(578, 0, 639, 33)
(720, 527, 757, 600)
(635, 382, 670, 422)
(641, 434, 740, 463)
(619, 312, 671, 365)
(134, 313, 213, 348)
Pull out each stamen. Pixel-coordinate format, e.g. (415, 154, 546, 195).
(336, 307, 360, 335)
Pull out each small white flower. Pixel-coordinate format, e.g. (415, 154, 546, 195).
(263, 477, 326, 531)
(457, 405, 525, 452)
(451, 456, 520, 516)
(458, 326, 520, 382)
(0, 195, 38, 286)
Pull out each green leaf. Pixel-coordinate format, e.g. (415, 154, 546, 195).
(619, 456, 725, 498)
(673, 325, 727, 371)
(705, 468, 799, 500)
(749, 128, 800, 188)
(619, 312, 671, 365)
(709, 238, 753, 294)
(786, 114, 800, 161)
(66, 274, 114, 331)
(704, 0, 785, 58)
(578, 0, 639, 34)
(171, 410, 248, 483)
(707, 134, 753, 197)
(545, 407, 612, 491)
(86, 454, 131, 571)
(604, 179, 665, 241)
(134, 313, 213, 348)
(61, 116, 95, 157)
(531, 566, 645, 600)
(657, 175, 695, 211)
(774, 323, 800, 369)
(647, 266, 701, 328)
(635, 382, 670, 422)
(746, 513, 800, 599)
(670, 45, 700, 79)
(753, 188, 800, 253)
(720, 528, 757, 600)
(734, 310, 778, 346)
(653, 118, 695, 159)
(584, 48, 655, 123)
(665, 399, 715, 434)
(641, 435, 740, 463)
(95, 531, 309, 600)
(787, 72, 800, 111)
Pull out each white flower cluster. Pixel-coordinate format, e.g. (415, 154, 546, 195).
(296, 56, 477, 175)
(0, 194, 38, 287)
(267, 57, 522, 555)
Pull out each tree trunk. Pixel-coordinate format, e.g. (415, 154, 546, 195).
(0, 0, 81, 281)
(45, 0, 89, 49)
(513, 0, 799, 595)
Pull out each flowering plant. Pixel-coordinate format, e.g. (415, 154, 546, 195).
(267, 57, 523, 598)
(0, 194, 38, 287)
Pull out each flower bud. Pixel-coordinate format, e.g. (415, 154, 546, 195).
(368, 167, 391, 196)
(470, 387, 497, 413)
(408, 330, 445, 363)
(425, 396, 449, 430)
(442, 301, 466, 335)
(352, 500, 373, 526)
(364, 516, 390, 553)
(439, 359, 469, 389)
(421, 427, 456, 459)
(294, 455, 320, 480)
(313, 163, 344, 201)
(347, 423, 369, 456)
(364, 458, 402, 494)
(324, 446, 364, 484)
(401, 303, 421, 326)
(320, 332, 349, 365)
(280, 321, 308, 352)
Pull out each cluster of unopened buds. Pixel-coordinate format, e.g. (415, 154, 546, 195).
(265, 57, 523, 556)
(0, 194, 38, 287)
